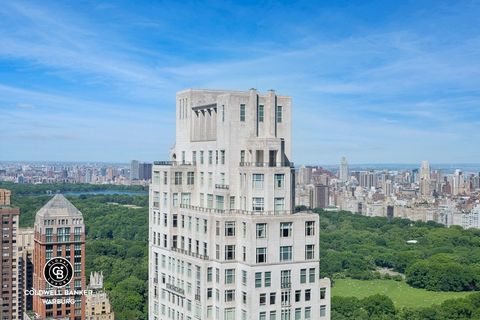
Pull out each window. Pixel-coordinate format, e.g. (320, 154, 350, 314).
(207, 194, 213, 208)
(295, 290, 301, 302)
(200, 151, 204, 164)
(240, 104, 246, 122)
(258, 105, 264, 122)
(281, 292, 291, 308)
(200, 172, 205, 186)
(225, 269, 235, 284)
(320, 305, 327, 317)
(252, 197, 264, 211)
(225, 245, 235, 260)
(174, 172, 182, 185)
(173, 193, 179, 206)
(240, 150, 245, 164)
(259, 293, 266, 306)
(207, 268, 213, 282)
(276, 105, 283, 123)
(280, 246, 292, 261)
(225, 221, 235, 236)
(270, 311, 277, 320)
(187, 172, 194, 185)
(305, 245, 315, 260)
(281, 270, 291, 288)
(269, 292, 276, 305)
(306, 221, 315, 236)
(305, 289, 311, 301)
(255, 272, 262, 288)
(274, 174, 285, 188)
(256, 223, 267, 238)
(274, 198, 285, 212)
(230, 196, 235, 209)
(216, 195, 224, 210)
(192, 151, 197, 164)
(163, 172, 168, 184)
(320, 287, 326, 299)
(253, 174, 264, 188)
(220, 150, 225, 165)
(242, 270, 247, 285)
(300, 269, 306, 284)
(309, 268, 315, 283)
(216, 221, 220, 236)
(295, 308, 301, 320)
(208, 151, 213, 164)
(221, 105, 225, 122)
(264, 272, 271, 287)
(305, 307, 311, 320)
(208, 172, 213, 187)
(242, 291, 247, 304)
(256, 248, 267, 264)
(225, 290, 235, 302)
(280, 222, 292, 237)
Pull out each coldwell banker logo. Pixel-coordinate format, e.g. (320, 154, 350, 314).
(44, 257, 73, 287)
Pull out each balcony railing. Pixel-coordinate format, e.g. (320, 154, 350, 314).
(171, 246, 209, 260)
(239, 161, 294, 168)
(166, 283, 185, 296)
(154, 161, 195, 166)
(281, 282, 291, 289)
(178, 204, 297, 216)
(215, 184, 229, 190)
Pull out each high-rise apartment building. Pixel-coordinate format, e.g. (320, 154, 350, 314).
(130, 160, 140, 181)
(420, 160, 431, 197)
(149, 89, 331, 320)
(0, 189, 20, 320)
(32, 195, 86, 320)
(339, 157, 349, 183)
(17, 228, 34, 319)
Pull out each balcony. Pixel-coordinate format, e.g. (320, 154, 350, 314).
(154, 161, 195, 166)
(166, 283, 185, 296)
(170, 246, 209, 260)
(281, 282, 291, 289)
(215, 184, 229, 190)
(179, 204, 296, 216)
(239, 161, 294, 168)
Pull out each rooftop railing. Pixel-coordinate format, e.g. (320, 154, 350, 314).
(154, 161, 195, 166)
(239, 161, 294, 168)
(178, 204, 296, 216)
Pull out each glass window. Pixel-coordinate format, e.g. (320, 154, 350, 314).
(208, 150, 213, 164)
(216, 195, 224, 210)
(240, 150, 245, 164)
(305, 221, 315, 236)
(200, 151, 204, 164)
(320, 287, 326, 299)
(259, 294, 266, 306)
(255, 272, 262, 288)
(187, 172, 194, 185)
(225, 269, 235, 284)
(274, 198, 285, 212)
(220, 150, 225, 164)
(225, 290, 235, 302)
(305, 245, 315, 260)
(305, 307, 311, 320)
(276, 105, 283, 123)
(280, 246, 292, 261)
(280, 270, 291, 288)
(252, 174, 264, 188)
(256, 223, 267, 238)
(309, 268, 316, 283)
(320, 305, 327, 317)
(300, 269, 306, 284)
(225, 245, 235, 260)
(280, 222, 292, 237)
(270, 292, 276, 305)
(258, 105, 264, 122)
(264, 272, 271, 287)
(174, 172, 182, 185)
(256, 248, 267, 264)
(274, 174, 285, 188)
(240, 104, 246, 122)
(225, 221, 235, 236)
(252, 197, 264, 212)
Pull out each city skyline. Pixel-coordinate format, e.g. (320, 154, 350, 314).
(1, 1, 480, 163)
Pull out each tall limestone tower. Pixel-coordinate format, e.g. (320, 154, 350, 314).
(148, 89, 331, 320)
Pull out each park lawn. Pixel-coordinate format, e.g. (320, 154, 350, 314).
(332, 278, 475, 309)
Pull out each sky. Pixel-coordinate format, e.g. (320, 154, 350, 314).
(0, 0, 479, 164)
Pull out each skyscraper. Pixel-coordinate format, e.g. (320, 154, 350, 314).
(339, 157, 349, 183)
(130, 160, 140, 181)
(0, 189, 20, 320)
(17, 228, 34, 319)
(149, 89, 331, 320)
(32, 194, 86, 320)
(420, 160, 431, 197)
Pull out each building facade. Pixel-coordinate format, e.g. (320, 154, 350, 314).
(85, 272, 114, 320)
(148, 89, 331, 320)
(17, 228, 35, 319)
(32, 194, 86, 320)
(0, 189, 20, 320)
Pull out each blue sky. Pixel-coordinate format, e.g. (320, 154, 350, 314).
(0, 0, 479, 164)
